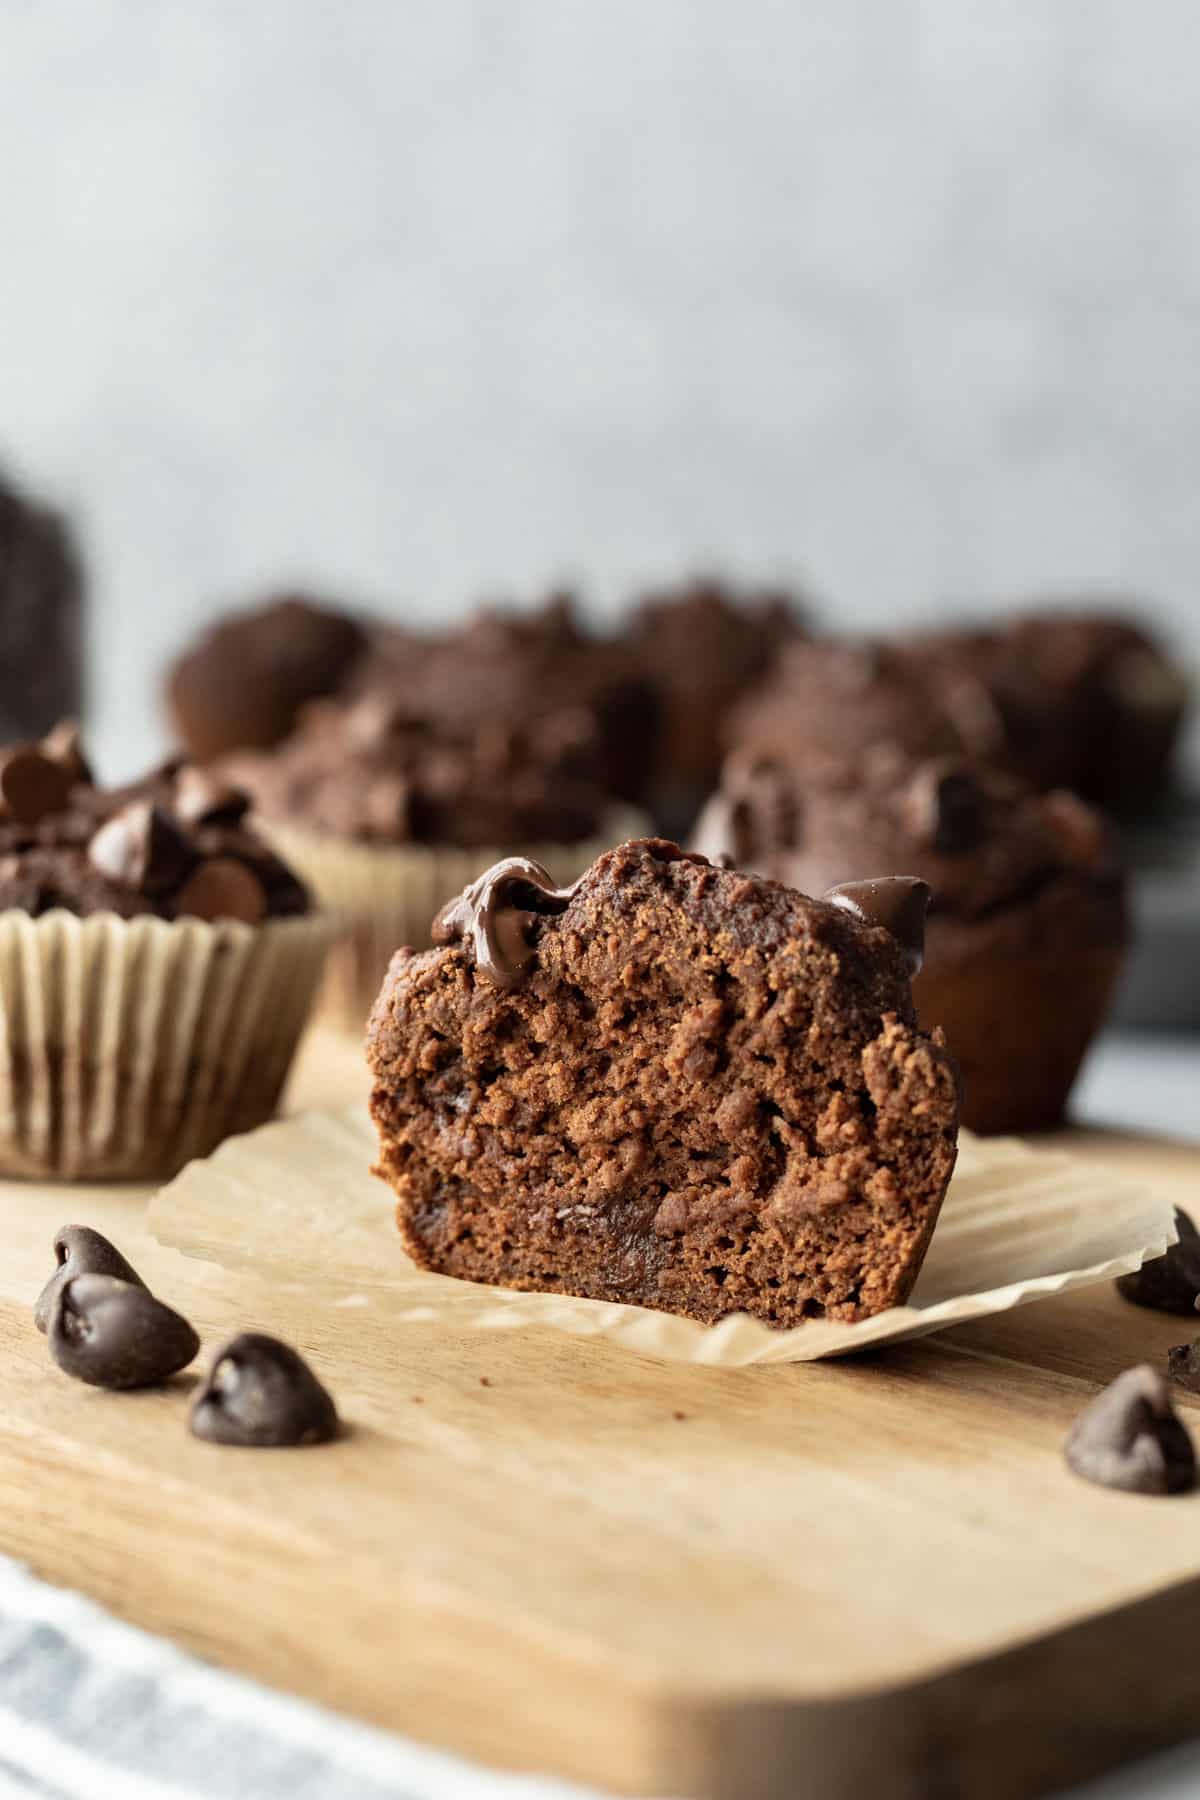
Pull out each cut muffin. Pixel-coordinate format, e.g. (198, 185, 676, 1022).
(367, 839, 959, 1328)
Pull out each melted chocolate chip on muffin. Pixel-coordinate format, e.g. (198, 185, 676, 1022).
(368, 839, 959, 1329)
(0, 730, 309, 922)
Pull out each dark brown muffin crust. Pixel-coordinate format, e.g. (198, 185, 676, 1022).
(223, 686, 612, 849)
(0, 729, 309, 922)
(368, 839, 959, 1329)
(166, 593, 368, 762)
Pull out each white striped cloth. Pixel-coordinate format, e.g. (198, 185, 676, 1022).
(0, 1557, 630, 1800)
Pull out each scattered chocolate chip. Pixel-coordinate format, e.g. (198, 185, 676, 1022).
(1167, 1341, 1200, 1395)
(88, 800, 194, 893)
(34, 1225, 148, 1334)
(1064, 1365, 1195, 1495)
(174, 856, 268, 924)
(189, 1333, 339, 1447)
(673, 1410, 687, 1421)
(0, 747, 74, 826)
(1116, 1209, 1200, 1315)
(48, 1275, 200, 1390)
(173, 766, 251, 828)
(824, 876, 931, 977)
(40, 720, 93, 786)
(479, 1376, 492, 1387)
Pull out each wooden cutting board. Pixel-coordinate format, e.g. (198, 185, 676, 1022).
(0, 1025, 1198, 1800)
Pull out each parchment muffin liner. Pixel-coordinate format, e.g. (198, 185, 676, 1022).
(261, 807, 649, 1034)
(150, 1107, 1173, 1366)
(0, 910, 333, 1181)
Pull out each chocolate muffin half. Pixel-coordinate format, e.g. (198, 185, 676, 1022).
(695, 752, 1129, 1133)
(368, 839, 959, 1328)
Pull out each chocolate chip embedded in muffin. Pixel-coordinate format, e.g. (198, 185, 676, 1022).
(166, 592, 368, 762)
(694, 752, 1127, 1134)
(1117, 1209, 1200, 1316)
(0, 728, 310, 922)
(1065, 1366, 1195, 1495)
(368, 839, 959, 1330)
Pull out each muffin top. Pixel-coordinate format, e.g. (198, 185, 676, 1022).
(623, 577, 807, 801)
(723, 636, 1005, 779)
(166, 592, 369, 762)
(0, 725, 309, 922)
(348, 594, 659, 809)
(693, 749, 1128, 957)
(223, 686, 613, 849)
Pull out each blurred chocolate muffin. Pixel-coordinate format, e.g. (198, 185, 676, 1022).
(224, 682, 643, 1029)
(723, 636, 1005, 784)
(167, 592, 368, 762)
(623, 577, 808, 835)
(917, 608, 1190, 809)
(0, 466, 84, 741)
(694, 750, 1128, 1133)
(350, 594, 659, 810)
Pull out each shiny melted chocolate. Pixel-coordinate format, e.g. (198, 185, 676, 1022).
(433, 856, 579, 990)
(823, 875, 931, 977)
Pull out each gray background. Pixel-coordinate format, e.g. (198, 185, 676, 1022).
(3, 0, 1200, 777)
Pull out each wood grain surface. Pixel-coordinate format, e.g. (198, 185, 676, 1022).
(0, 1025, 1197, 1799)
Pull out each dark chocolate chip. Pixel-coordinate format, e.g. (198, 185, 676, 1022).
(34, 1224, 148, 1334)
(433, 856, 578, 990)
(0, 747, 74, 826)
(88, 800, 194, 894)
(1167, 1341, 1200, 1395)
(1116, 1209, 1200, 1316)
(40, 720, 93, 787)
(173, 766, 251, 828)
(189, 1332, 339, 1447)
(905, 760, 985, 854)
(1064, 1365, 1195, 1495)
(174, 857, 268, 924)
(48, 1274, 200, 1390)
(823, 876, 931, 977)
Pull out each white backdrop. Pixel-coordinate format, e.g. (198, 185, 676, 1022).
(2, 0, 1200, 775)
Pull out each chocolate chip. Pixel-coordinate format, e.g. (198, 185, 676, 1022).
(173, 766, 251, 828)
(905, 760, 985, 853)
(189, 1332, 339, 1447)
(1167, 1341, 1200, 1395)
(48, 1275, 200, 1390)
(1116, 1208, 1200, 1315)
(824, 876, 931, 977)
(1064, 1365, 1195, 1495)
(40, 720, 93, 786)
(174, 856, 268, 924)
(0, 748, 74, 825)
(1042, 789, 1108, 867)
(88, 800, 194, 893)
(34, 1225, 148, 1334)
(434, 857, 578, 990)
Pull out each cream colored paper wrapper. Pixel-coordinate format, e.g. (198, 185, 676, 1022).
(262, 807, 649, 1033)
(0, 910, 333, 1181)
(151, 1106, 1173, 1365)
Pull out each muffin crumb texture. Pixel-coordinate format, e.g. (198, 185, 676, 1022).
(368, 840, 959, 1329)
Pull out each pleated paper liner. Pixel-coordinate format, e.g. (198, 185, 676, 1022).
(0, 910, 333, 1181)
(262, 807, 650, 1033)
(149, 1106, 1173, 1366)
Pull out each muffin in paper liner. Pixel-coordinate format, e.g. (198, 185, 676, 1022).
(0, 909, 333, 1180)
(150, 1107, 1174, 1366)
(261, 807, 649, 1033)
